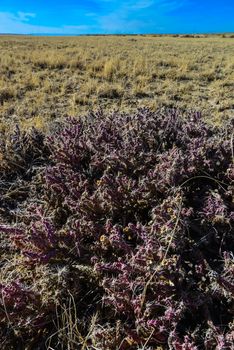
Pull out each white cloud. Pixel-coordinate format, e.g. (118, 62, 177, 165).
(99, 0, 185, 11)
(100, 14, 143, 33)
(17, 12, 36, 22)
(130, 1, 155, 10)
(97, 0, 186, 33)
(0, 12, 92, 34)
(0, 1, 187, 34)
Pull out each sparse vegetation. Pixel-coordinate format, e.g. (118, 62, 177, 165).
(0, 35, 233, 131)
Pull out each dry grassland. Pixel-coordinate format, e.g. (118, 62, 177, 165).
(0, 34, 233, 131)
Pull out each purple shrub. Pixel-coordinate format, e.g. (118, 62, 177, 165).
(0, 281, 43, 327)
(0, 109, 233, 349)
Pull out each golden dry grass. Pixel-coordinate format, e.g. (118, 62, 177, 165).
(0, 34, 233, 131)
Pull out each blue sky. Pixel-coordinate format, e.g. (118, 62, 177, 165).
(0, 1, 233, 34)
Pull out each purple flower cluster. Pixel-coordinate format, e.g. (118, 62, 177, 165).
(0, 109, 233, 349)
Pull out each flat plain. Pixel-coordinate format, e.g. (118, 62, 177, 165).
(0, 34, 233, 132)
(0, 34, 233, 349)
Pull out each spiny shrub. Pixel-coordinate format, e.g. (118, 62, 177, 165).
(0, 109, 233, 349)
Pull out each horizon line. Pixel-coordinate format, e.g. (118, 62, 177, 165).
(0, 31, 234, 36)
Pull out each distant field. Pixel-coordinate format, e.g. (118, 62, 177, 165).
(0, 34, 233, 131)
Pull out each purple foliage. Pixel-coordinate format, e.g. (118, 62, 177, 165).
(0, 108, 233, 349)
